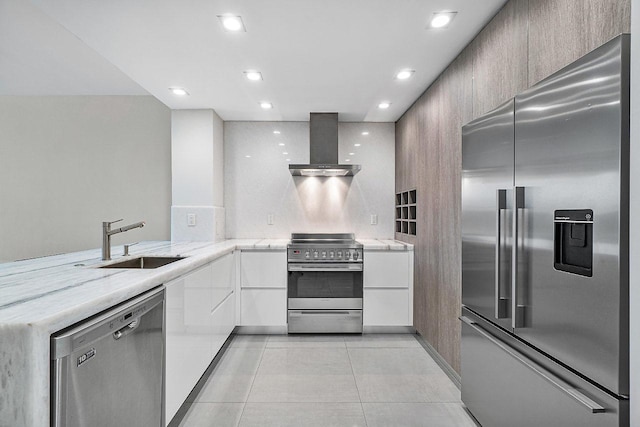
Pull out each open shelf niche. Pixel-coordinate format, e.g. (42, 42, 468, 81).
(395, 189, 416, 236)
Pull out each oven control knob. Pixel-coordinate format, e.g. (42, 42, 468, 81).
(313, 251, 318, 259)
(345, 251, 350, 259)
(353, 251, 359, 260)
(321, 251, 327, 258)
(305, 251, 310, 259)
(329, 251, 334, 258)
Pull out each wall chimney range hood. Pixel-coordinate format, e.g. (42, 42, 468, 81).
(289, 113, 361, 177)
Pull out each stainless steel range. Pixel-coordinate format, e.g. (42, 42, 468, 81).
(287, 233, 363, 333)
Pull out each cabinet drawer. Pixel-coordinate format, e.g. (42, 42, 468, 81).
(211, 252, 235, 289)
(363, 288, 410, 326)
(241, 251, 287, 288)
(240, 288, 287, 326)
(363, 251, 409, 288)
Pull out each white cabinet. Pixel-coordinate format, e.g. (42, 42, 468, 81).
(363, 250, 413, 327)
(165, 252, 235, 425)
(364, 288, 410, 325)
(241, 251, 287, 287)
(241, 288, 287, 326)
(239, 250, 287, 327)
(364, 251, 410, 287)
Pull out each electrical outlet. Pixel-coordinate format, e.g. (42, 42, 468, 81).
(187, 213, 196, 227)
(267, 214, 274, 225)
(370, 214, 378, 225)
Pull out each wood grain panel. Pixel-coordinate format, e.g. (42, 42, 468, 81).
(528, 0, 631, 86)
(421, 80, 442, 350)
(396, 0, 630, 375)
(435, 51, 473, 373)
(471, 0, 528, 118)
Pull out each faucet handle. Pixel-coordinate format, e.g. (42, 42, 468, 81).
(103, 218, 123, 227)
(124, 242, 139, 256)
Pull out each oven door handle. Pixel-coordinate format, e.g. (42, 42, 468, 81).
(289, 310, 362, 317)
(288, 263, 363, 272)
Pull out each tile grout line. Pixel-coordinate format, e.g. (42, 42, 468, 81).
(235, 336, 269, 426)
(345, 344, 369, 427)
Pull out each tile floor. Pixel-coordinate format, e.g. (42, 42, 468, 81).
(179, 334, 477, 427)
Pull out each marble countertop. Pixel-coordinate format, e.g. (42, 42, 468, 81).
(0, 237, 411, 426)
(357, 238, 414, 250)
(0, 238, 411, 328)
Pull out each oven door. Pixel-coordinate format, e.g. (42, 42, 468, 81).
(287, 263, 363, 309)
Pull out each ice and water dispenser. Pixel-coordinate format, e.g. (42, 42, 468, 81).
(553, 209, 593, 277)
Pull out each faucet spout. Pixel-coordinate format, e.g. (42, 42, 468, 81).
(108, 221, 146, 236)
(102, 220, 145, 261)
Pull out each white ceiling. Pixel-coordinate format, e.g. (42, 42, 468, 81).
(7, 0, 507, 122)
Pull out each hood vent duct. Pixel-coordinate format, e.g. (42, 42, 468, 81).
(289, 113, 361, 177)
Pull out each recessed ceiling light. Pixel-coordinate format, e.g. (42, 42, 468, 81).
(349, 152, 355, 156)
(245, 155, 251, 158)
(354, 143, 361, 147)
(278, 143, 285, 146)
(361, 131, 369, 136)
(260, 102, 273, 109)
(396, 70, 415, 80)
(283, 152, 288, 155)
(169, 87, 189, 96)
(273, 130, 281, 134)
(345, 159, 351, 162)
(286, 158, 291, 161)
(218, 15, 246, 32)
(378, 102, 391, 109)
(429, 12, 457, 29)
(244, 70, 262, 81)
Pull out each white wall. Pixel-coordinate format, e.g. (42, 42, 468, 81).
(224, 121, 395, 238)
(629, 1, 638, 423)
(0, 96, 171, 262)
(171, 109, 225, 242)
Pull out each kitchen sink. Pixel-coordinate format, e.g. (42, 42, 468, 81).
(100, 256, 185, 269)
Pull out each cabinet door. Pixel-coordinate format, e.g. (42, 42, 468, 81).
(165, 264, 214, 424)
(363, 251, 410, 287)
(241, 251, 286, 288)
(211, 290, 235, 357)
(240, 288, 287, 326)
(363, 288, 410, 326)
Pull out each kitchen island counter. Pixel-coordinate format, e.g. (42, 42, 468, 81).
(0, 237, 411, 426)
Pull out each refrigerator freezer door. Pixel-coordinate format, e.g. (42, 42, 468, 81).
(462, 99, 515, 331)
(513, 35, 629, 395)
(461, 308, 627, 427)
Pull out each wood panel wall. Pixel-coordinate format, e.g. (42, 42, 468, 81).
(396, 0, 630, 374)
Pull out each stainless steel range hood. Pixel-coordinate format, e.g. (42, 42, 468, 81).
(289, 113, 361, 177)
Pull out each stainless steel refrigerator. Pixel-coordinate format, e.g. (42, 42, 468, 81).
(461, 34, 629, 427)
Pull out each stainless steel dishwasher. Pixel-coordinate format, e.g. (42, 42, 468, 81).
(51, 287, 165, 427)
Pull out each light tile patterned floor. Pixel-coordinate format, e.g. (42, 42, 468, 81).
(179, 334, 477, 427)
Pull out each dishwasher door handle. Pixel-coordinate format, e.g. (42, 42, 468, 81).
(113, 319, 140, 340)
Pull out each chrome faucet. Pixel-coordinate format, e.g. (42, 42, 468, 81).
(102, 219, 145, 260)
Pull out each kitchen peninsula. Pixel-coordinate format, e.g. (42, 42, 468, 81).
(0, 239, 412, 426)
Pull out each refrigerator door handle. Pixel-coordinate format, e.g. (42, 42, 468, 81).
(495, 189, 509, 318)
(512, 186, 526, 328)
(459, 316, 606, 414)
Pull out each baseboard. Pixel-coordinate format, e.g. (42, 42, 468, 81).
(236, 325, 416, 334)
(363, 325, 416, 334)
(414, 332, 461, 389)
(236, 325, 287, 334)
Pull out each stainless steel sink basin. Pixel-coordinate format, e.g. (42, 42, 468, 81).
(100, 256, 185, 269)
